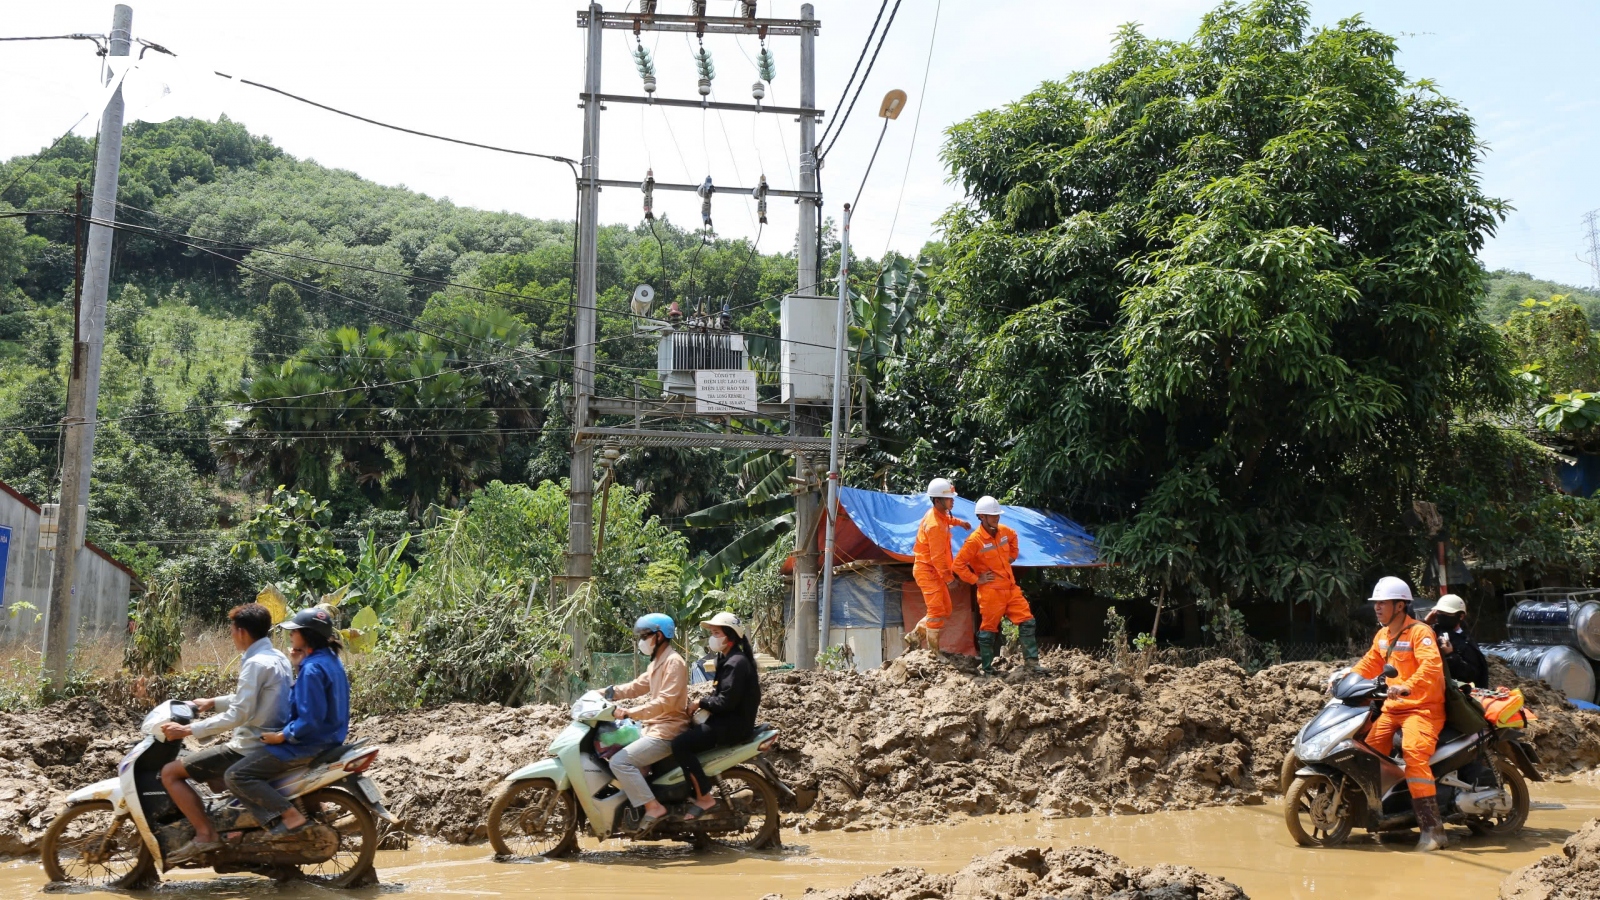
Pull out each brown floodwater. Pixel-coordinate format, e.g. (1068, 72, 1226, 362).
(6, 775, 1598, 899)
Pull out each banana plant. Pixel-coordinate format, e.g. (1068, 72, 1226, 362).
(685, 448, 798, 583)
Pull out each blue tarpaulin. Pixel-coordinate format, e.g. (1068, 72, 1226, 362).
(836, 487, 1099, 567)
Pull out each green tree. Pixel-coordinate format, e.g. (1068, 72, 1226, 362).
(892, 0, 1516, 615)
(250, 283, 309, 369)
(1503, 296, 1600, 394)
(108, 286, 151, 369)
(171, 316, 200, 382)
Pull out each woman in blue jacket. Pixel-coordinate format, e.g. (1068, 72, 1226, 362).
(226, 607, 350, 835)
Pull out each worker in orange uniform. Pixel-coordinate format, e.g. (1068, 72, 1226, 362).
(905, 477, 969, 660)
(1351, 576, 1450, 852)
(954, 496, 1041, 676)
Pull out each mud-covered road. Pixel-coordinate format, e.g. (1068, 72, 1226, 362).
(2, 650, 1598, 855)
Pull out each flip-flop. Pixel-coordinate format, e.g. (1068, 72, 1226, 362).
(682, 801, 720, 822)
(167, 838, 224, 864)
(268, 818, 313, 839)
(633, 811, 668, 835)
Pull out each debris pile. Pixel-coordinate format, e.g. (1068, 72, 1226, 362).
(0, 649, 1598, 855)
(759, 845, 1248, 900)
(1500, 816, 1600, 900)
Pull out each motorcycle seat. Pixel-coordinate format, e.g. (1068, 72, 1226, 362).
(1388, 726, 1465, 761)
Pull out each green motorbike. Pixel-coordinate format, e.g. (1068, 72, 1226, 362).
(486, 690, 789, 857)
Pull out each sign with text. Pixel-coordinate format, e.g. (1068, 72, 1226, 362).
(0, 525, 10, 609)
(695, 369, 758, 415)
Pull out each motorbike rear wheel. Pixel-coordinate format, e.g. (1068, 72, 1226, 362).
(40, 800, 156, 888)
(704, 766, 781, 850)
(298, 788, 379, 888)
(1465, 752, 1530, 837)
(1284, 773, 1356, 847)
(487, 778, 579, 858)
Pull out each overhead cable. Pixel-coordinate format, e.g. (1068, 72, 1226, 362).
(818, 0, 905, 162)
(814, 0, 890, 150)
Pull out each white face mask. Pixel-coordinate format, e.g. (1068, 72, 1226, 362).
(708, 634, 728, 654)
(637, 636, 655, 656)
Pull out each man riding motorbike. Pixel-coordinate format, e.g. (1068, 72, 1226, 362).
(1350, 576, 1450, 852)
(159, 603, 292, 864)
(670, 612, 761, 821)
(231, 608, 351, 839)
(603, 613, 690, 834)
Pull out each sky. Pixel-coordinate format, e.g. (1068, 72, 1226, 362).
(2, 0, 1597, 287)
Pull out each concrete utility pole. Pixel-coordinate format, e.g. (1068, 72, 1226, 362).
(790, 2, 821, 669)
(817, 202, 851, 653)
(1583, 209, 1600, 290)
(565, 2, 604, 663)
(45, 4, 131, 690)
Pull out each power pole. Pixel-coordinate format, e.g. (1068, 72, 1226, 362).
(1584, 209, 1600, 290)
(565, 1, 604, 666)
(45, 3, 132, 690)
(790, 2, 821, 669)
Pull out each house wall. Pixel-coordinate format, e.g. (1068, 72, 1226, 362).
(0, 485, 134, 644)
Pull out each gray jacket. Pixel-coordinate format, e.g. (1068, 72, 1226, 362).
(189, 636, 292, 751)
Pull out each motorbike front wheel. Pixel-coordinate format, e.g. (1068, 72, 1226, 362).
(1464, 752, 1530, 838)
(1284, 773, 1356, 847)
(487, 778, 579, 858)
(40, 800, 156, 888)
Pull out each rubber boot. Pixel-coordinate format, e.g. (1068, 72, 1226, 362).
(1414, 796, 1448, 852)
(977, 631, 998, 674)
(925, 628, 944, 660)
(1018, 619, 1043, 671)
(902, 624, 923, 653)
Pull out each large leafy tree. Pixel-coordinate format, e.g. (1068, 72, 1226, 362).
(889, 0, 1516, 614)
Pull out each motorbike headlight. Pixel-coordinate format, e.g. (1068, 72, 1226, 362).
(1296, 716, 1364, 763)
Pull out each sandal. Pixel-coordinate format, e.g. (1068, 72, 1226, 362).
(268, 818, 312, 839)
(167, 837, 224, 864)
(632, 811, 668, 835)
(683, 801, 720, 822)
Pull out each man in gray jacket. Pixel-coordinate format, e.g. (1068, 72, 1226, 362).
(159, 603, 292, 863)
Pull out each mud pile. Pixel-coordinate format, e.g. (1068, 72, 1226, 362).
(1500, 816, 1600, 900)
(1, 649, 1598, 855)
(762, 650, 1600, 832)
(761, 845, 1247, 900)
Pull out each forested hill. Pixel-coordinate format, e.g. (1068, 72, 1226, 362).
(0, 116, 810, 574)
(1483, 269, 1600, 325)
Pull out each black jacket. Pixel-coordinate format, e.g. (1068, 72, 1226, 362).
(699, 648, 761, 742)
(1443, 626, 1490, 688)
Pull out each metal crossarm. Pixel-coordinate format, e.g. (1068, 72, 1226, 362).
(578, 11, 820, 36)
(575, 426, 863, 451)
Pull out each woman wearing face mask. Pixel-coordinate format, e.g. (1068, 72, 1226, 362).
(603, 613, 690, 834)
(670, 612, 761, 821)
(1427, 594, 1490, 688)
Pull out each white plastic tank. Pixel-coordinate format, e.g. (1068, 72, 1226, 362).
(1484, 642, 1597, 703)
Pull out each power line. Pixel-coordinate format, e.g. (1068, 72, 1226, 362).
(211, 72, 579, 171)
(818, 0, 904, 162)
(815, 0, 889, 150)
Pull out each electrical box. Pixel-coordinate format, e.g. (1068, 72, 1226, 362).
(655, 330, 747, 397)
(780, 294, 837, 404)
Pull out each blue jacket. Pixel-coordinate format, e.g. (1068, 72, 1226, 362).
(268, 648, 350, 760)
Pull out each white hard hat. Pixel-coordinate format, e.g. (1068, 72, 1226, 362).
(1368, 576, 1413, 604)
(1435, 594, 1467, 616)
(974, 496, 1002, 516)
(926, 477, 958, 499)
(700, 611, 746, 639)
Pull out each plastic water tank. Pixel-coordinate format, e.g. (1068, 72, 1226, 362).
(1506, 598, 1600, 659)
(1484, 642, 1596, 703)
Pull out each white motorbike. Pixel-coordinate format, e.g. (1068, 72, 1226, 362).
(485, 690, 790, 857)
(42, 699, 395, 889)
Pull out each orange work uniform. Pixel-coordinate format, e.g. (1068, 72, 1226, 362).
(953, 523, 1033, 632)
(1352, 616, 1447, 799)
(911, 506, 961, 630)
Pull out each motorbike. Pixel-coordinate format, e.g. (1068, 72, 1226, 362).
(486, 689, 792, 857)
(41, 699, 395, 889)
(1284, 664, 1540, 847)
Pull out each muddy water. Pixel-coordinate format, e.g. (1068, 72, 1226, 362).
(5, 777, 1597, 899)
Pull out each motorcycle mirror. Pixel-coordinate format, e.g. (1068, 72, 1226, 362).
(1383, 664, 1399, 678)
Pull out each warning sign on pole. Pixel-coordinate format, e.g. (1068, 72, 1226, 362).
(694, 370, 758, 414)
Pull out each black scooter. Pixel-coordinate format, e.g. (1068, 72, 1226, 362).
(1284, 665, 1540, 846)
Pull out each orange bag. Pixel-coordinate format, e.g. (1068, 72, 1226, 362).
(1473, 687, 1533, 729)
